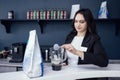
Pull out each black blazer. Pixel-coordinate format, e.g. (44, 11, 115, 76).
(65, 31, 108, 67)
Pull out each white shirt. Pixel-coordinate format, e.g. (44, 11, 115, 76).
(66, 36, 84, 66)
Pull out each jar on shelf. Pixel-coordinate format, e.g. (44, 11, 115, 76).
(8, 10, 14, 19)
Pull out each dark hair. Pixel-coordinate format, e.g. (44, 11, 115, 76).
(65, 8, 98, 43)
(70, 8, 97, 36)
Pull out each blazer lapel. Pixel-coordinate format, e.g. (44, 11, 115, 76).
(81, 32, 91, 47)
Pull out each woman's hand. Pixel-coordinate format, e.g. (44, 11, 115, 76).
(61, 44, 84, 59)
(61, 44, 77, 55)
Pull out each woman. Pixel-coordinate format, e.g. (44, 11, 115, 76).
(61, 8, 108, 67)
(61, 8, 108, 80)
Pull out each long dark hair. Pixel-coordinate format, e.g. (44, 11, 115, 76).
(65, 8, 97, 43)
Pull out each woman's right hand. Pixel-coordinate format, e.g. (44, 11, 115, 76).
(61, 44, 84, 59)
(61, 44, 77, 55)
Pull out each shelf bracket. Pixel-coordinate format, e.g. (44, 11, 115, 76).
(1, 20, 11, 33)
(38, 20, 43, 33)
(115, 20, 120, 36)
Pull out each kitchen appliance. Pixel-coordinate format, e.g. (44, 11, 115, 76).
(9, 42, 26, 63)
(49, 44, 66, 71)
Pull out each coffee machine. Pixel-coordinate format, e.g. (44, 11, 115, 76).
(9, 42, 26, 63)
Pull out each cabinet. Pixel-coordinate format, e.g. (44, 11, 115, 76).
(0, 19, 120, 35)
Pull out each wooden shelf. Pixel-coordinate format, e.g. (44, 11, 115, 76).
(95, 19, 120, 36)
(0, 19, 72, 33)
(0, 19, 120, 35)
(0, 19, 40, 33)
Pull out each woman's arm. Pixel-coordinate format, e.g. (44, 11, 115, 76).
(83, 40, 109, 67)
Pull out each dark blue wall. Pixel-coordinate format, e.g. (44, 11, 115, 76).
(0, 0, 120, 59)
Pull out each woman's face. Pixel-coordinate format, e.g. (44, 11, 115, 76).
(74, 13, 87, 33)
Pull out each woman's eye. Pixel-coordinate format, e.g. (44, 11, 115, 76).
(74, 20, 78, 23)
(75, 20, 85, 23)
(80, 20, 85, 23)
(74, 20, 86, 23)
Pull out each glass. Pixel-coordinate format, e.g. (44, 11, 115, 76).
(49, 44, 67, 71)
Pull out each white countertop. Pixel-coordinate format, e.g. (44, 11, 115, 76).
(0, 63, 120, 80)
(0, 59, 22, 67)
